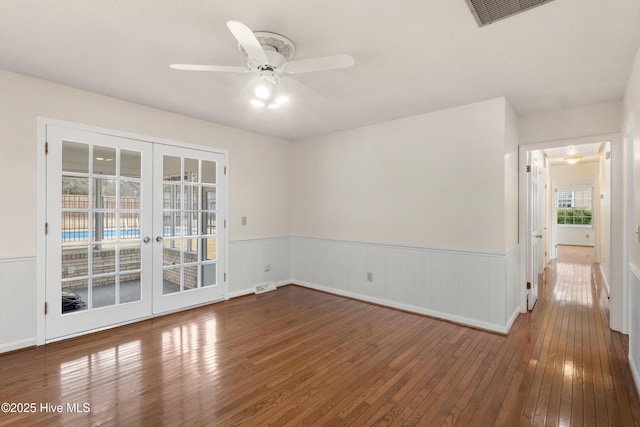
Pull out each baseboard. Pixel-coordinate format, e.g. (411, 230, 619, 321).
(292, 280, 509, 335)
(599, 264, 611, 296)
(0, 338, 37, 354)
(630, 353, 640, 398)
(506, 307, 521, 333)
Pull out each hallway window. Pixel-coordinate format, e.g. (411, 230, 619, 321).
(557, 188, 592, 225)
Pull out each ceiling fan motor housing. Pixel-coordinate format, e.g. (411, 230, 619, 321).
(239, 31, 296, 69)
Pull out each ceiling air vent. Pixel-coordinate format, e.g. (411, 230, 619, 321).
(465, 0, 555, 26)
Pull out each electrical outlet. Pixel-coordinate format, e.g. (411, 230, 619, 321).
(264, 264, 271, 272)
(585, 234, 589, 239)
(241, 216, 247, 226)
(367, 272, 373, 282)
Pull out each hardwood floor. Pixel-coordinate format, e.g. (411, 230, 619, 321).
(1, 245, 639, 426)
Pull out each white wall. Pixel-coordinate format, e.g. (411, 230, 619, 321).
(0, 70, 293, 352)
(290, 97, 520, 333)
(624, 43, 640, 396)
(519, 100, 623, 145)
(291, 98, 512, 253)
(599, 142, 612, 292)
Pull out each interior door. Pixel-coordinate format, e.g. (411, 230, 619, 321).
(46, 125, 153, 340)
(152, 145, 226, 314)
(527, 160, 541, 310)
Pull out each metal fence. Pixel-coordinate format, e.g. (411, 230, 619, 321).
(62, 195, 140, 242)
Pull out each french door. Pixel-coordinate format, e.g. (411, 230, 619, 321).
(152, 145, 225, 314)
(45, 125, 226, 341)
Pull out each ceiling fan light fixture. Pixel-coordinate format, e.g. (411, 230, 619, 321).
(275, 95, 289, 105)
(267, 103, 281, 109)
(565, 156, 582, 165)
(250, 99, 265, 108)
(254, 84, 271, 100)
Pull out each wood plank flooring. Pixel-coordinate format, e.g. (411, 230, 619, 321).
(1, 245, 639, 426)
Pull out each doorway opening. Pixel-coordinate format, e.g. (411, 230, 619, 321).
(519, 137, 612, 317)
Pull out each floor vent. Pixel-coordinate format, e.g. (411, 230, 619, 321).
(255, 281, 277, 295)
(465, 0, 555, 27)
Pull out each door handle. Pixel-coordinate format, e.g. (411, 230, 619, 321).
(143, 236, 151, 244)
(535, 234, 543, 239)
(156, 236, 163, 242)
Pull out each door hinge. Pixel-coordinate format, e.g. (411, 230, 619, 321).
(44, 302, 48, 315)
(45, 142, 49, 155)
(224, 273, 227, 282)
(526, 282, 531, 290)
(224, 219, 227, 228)
(45, 222, 49, 235)
(224, 166, 227, 175)
(526, 165, 532, 173)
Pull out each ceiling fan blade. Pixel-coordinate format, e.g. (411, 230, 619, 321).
(282, 54, 355, 74)
(279, 77, 324, 99)
(226, 20, 269, 65)
(170, 64, 249, 73)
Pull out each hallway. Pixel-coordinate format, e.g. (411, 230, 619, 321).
(504, 244, 640, 425)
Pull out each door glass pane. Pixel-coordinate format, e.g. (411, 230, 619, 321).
(92, 276, 116, 308)
(93, 178, 116, 209)
(163, 267, 181, 294)
(119, 271, 141, 304)
(163, 212, 181, 237)
(93, 246, 116, 275)
(202, 263, 216, 287)
(93, 212, 116, 243)
(62, 177, 89, 198)
(62, 141, 89, 173)
(203, 187, 216, 211)
(183, 238, 198, 259)
(94, 146, 116, 175)
(163, 240, 180, 266)
(163, 156, 181, 181)
(119, 244, 140, 272)
(62, 212, 89, 244)
(202, 237, 216, 261)
(185, 185, 199, 212)
(202, 161, 216, 184)
(121, 150, 141, 179)
(120, 181, 140, 208)
(186, 212, 199, 237)
(62, 247, 88, 279)
(120, 213, 141, 240)
(203, 212, 216, 235)
(184, 265, 198, 290)
(62, 279, 88, 314)
(184, 158, 198, 182)
(163, 184, 181, 209)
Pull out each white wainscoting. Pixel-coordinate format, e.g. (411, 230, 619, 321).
(0, 255, 38, 353)
(629, 263, 640, 396)
(291, 237, 521, 334)
(228, 236, 292, 298)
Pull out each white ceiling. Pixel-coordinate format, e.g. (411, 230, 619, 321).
(544, 142, 604, 164)
(1, 1, 639, 141)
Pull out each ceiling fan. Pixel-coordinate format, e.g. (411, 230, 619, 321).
(170, 21, 355, 109)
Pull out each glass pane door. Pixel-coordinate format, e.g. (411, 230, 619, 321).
(46, 126, 153, 340)
(153, 145, 225, 314)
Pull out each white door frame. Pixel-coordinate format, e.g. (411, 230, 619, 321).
(518, 132, 620, 320)
(36, 117, 230, 345)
